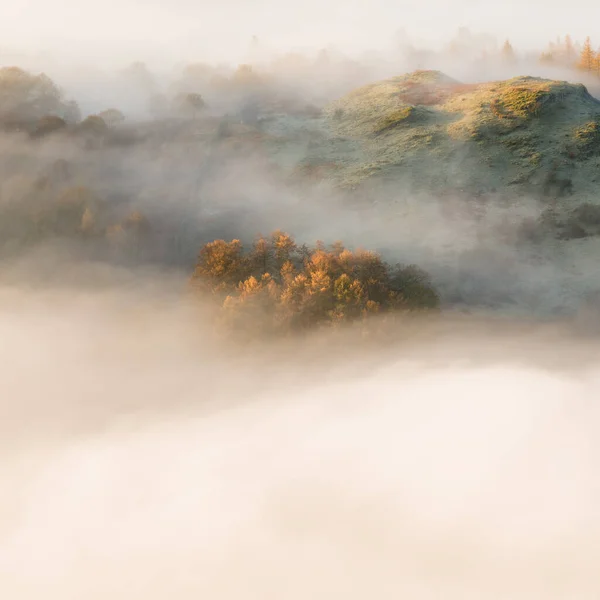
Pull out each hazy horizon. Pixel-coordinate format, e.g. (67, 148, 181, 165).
(2, 0, 600, 68)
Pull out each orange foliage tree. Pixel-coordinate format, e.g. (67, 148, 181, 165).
(578, 37, 596, 73)
(190, 231, 439, 335)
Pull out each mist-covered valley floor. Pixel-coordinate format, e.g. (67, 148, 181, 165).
(3, 20, 600, 598)
(1, 282, 600, 599)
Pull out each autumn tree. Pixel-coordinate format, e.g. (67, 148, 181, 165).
(220, 273, 280, 336)
(594, 48, 600, 78)
(191, 239, 247, 293)
(578, 37, 596, 73)
(191, 231, 440, 335)
(271, 230, 296, 270)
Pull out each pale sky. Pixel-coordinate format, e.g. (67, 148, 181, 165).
(1, 0, 599, 66)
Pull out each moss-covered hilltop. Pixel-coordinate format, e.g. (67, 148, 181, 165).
(322, 70, 600, 199)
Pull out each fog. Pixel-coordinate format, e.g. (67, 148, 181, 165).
(1, 0, 598, 63)
(2, 3, 600, 596)
(1, 282, 600, 598)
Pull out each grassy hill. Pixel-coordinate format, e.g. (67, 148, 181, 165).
(317, 70, 600, 200)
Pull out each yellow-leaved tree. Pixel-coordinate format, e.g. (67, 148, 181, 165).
(578, 37, 596, 73)
(190, 231, 439, 337)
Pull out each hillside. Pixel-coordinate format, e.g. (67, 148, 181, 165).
(3, 68, 600, 315)
(317, 70, 600, 199)
(258, 71, 600, 205)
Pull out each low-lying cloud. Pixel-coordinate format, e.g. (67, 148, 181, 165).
(0, 283, 599, 599)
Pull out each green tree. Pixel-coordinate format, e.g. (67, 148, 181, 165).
(388, 264, 440, 310)
(352, 249, 390, 305)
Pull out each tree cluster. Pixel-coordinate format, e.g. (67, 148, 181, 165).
(0, 67, 81, 130)
(190, 231, 439, 335)
(0, 66, 132, 140)
(536, 34, 600, 76)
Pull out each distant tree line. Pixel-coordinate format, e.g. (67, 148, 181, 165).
(497, 33, 600, 77)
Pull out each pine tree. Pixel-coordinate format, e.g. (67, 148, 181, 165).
(578, 37, 596, 72)
(564, 35, 575, 64)
(539, 37, 558, 65)
(501, 39, 517, 64)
